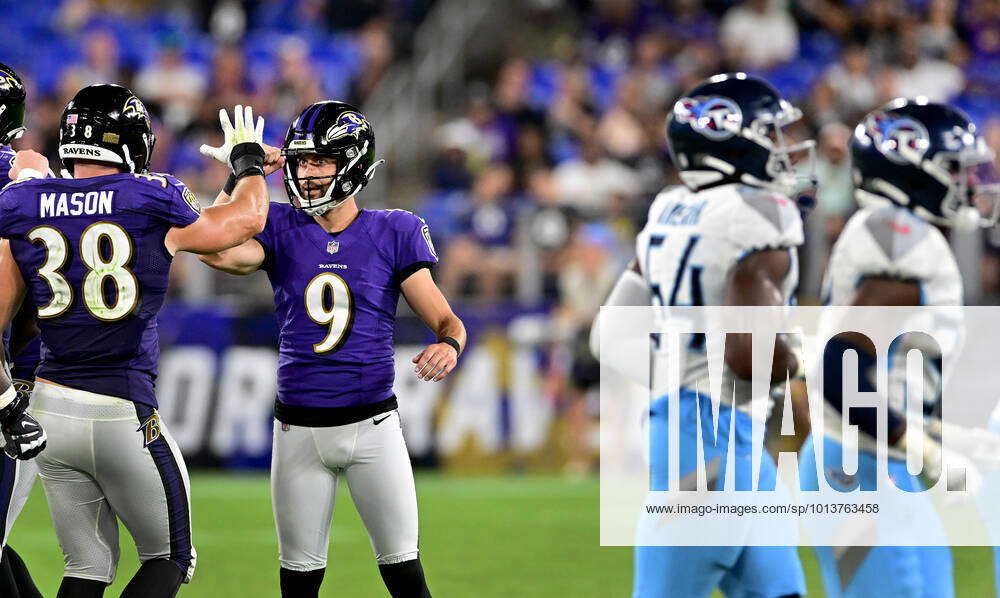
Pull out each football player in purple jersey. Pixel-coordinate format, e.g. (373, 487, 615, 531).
(199, 101, 465, 598)
(0, 84, 274, 598)
(0, 61, 45, 598)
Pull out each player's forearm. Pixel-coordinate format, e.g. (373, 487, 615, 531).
(189, 177, 268, 254)
(431, 313, 466, 352)
(198, 240, 263, 275)
(226, 175, 269, 239)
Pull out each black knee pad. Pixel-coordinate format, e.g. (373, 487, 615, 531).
(120, 559, 185, 598)
(378, 558, 431, 598)
(280, 567, 325, 598)
(57, 577, 108, 598)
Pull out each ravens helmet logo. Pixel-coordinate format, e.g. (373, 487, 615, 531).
(0, 68, 20, 92)
(122, 96, 149, 123)
(323, 111, 369, 143)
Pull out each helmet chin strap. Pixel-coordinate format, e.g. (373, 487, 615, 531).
(122, 144, 135, 173)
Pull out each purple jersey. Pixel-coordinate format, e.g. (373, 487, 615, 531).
(0, 146, 41, 380)
(0, 172, 201, 406)
(255, 204, 438, 411)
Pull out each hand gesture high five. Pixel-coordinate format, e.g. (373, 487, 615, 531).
(199, 104, 264, 165)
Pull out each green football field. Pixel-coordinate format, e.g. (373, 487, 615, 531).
(7, 472, 996, 597)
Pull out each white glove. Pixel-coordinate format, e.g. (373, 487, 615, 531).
(199, 104, 264, 165)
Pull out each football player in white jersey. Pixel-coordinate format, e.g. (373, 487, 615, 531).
(797, 99, 1000, 598)
(594, 73, 813, 598)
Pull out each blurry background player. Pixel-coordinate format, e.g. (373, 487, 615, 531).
(798, 100, 1000, 598)
(0, 61, 44, 598)
(199, 101, 464, 598)
(593, 73, 812, 598)
(0, 85, 273, 598)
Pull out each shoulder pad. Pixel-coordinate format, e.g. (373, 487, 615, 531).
(646, 185, 686, 224)
(377, 208, 427, 230)
(862, 206, 931, 261)
(734, 186, 797, 233)
(138, 172, 202, 214)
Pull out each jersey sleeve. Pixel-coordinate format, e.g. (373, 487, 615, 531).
(130, 173, 201, 228)
(391, 211, 438, 284)
(0, 184, 25, 239)
(727, 187, 804, 256)
(161, 174, 202, 228)
(0, 149, 15, 189)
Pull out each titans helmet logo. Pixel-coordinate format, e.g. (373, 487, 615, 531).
(674, 96, 742, 141)
(323, 111, 369, 143)
(122, 96, 149, 123)
(0, 68, 19, 92)
(866, 112, 930, 165)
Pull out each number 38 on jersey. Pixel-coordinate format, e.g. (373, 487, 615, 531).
(29, 222, 138, 321)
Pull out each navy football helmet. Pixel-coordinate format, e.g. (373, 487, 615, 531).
(0, 62, 26, 145)
(667, 72, 815, 196)
(282, 101, 384, 215)
(851, 98, 1000, 229)
(58, 84, 155, 173)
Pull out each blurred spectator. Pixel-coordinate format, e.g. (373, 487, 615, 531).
(511, 123, 552, 191)
(720, 0, 799, 70)
(135, 38, 208, 131)
(546, 66, 598, 159)
(814, 122, 854, 241)
(964, 0, 1000, 62)
(435, 90, 503, 177)
(72, 29, 123, 87)
(921, 0, 964, 62)
(629, 32, 674, 111)
(492, 58, 543, 164)
(855, 0, 902, 68)
(891, 26, 965, 102)
(199, 45, 255, 130)
(552, 130, 641, 219)
(586, 0, 655, 70)
(801, 122, 854, 299)
(812, 43, 879, 126)
(524, 168, 576, 301)
(353, 17, 394, 99)
(595, 76, 647, 163)
(265, 36, 324, 126)
(439, 165, 520, 302)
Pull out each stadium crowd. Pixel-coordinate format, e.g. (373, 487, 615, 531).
(7, 0, 1000, 469)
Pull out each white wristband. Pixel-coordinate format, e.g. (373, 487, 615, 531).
(0, 385, 15, 411)
(15, 168, 44, 181)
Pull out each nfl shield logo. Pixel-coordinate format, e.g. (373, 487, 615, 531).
(326, 240, 340, 254)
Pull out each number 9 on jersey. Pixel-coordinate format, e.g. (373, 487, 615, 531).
(304, 273, 353, 353)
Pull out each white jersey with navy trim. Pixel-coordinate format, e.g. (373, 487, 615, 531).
(636, 183, 804, 411)
(821, 205, 963, 457)
(822, 205, 962, 307)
